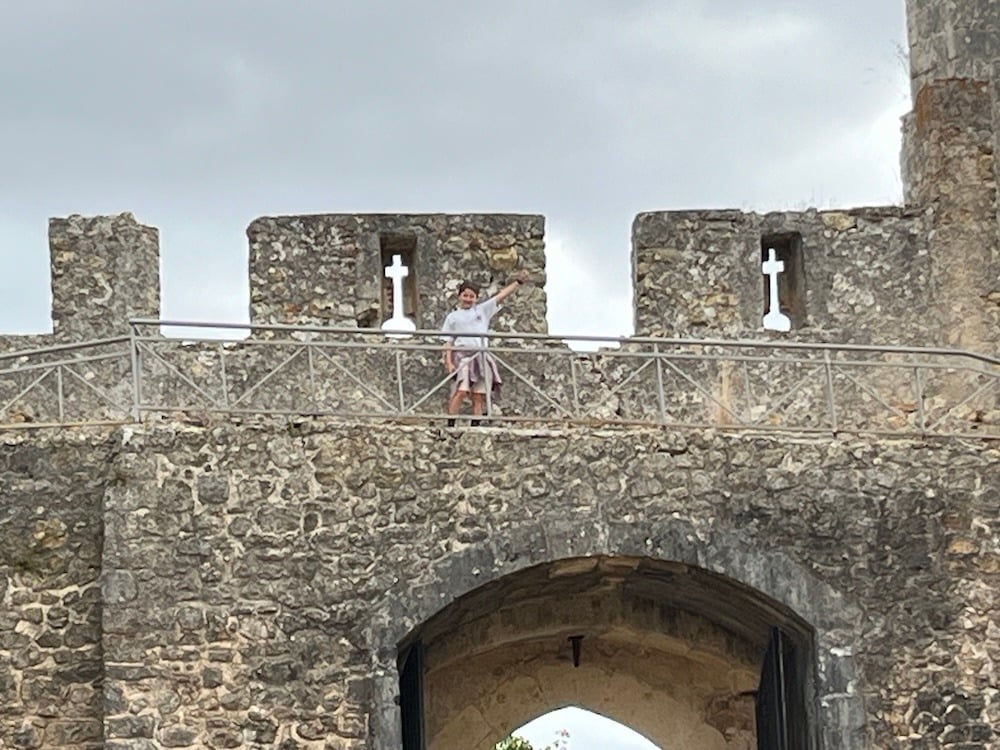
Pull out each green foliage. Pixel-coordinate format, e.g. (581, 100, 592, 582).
(493, 729, 569, 750)
(494, 737, 536, 750)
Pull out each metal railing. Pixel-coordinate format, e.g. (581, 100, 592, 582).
(0, 319, 997, 439)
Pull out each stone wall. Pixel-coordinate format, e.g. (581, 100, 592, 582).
(631, 208, 933, 344)
(3, 420, 993, 749)
(247, 214, 547, 335)
(902, 0, 1000, 354)
(0, 430, 115, 750)
(0, 213, 160, 355)
(906, 0, 1000, 95)
(50, 214, 160, 342)
(901, 78, 1000, 354)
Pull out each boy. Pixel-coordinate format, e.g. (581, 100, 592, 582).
(441, 269, 530, 425)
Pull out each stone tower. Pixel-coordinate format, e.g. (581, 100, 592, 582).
(902, 0, 1000, 352)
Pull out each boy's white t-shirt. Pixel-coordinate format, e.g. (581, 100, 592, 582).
(441, 297, 499, 349)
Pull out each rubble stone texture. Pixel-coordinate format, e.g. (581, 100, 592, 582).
(1, 0, 999, 748)
(1, 425, 997, 750)
(246, 213, 547, 336)
(49, 213, 161, 342)
(631, 207, 934, 343)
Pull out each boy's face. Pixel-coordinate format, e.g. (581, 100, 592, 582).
(458, 287, 478, 308)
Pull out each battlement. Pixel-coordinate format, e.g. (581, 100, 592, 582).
(3, 212, 550, 348)
(631, 206, 934, 344)
(1, 3, 997, 359)
(246, 213, 547, 334)
(7, 198, 996, 357)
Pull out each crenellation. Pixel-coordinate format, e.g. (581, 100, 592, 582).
(631, 207, 937, 345)
(49, 213, 160, 342)
(246, 213, 547, 335)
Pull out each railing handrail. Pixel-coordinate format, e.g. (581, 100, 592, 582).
(126, 319, 1000, 367)
(0, 335, 130, 364)
(0, 320, 996, 438)
(0, 321, 992, 368)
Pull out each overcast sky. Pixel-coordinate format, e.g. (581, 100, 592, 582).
(1, 0, 910, 343)
(1, 2, 910, 747)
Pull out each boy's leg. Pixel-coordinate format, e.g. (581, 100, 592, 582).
(447, 357, 471, 425)
(448, 389, 468, 416)
(470, 393, 488, 426)
(470, 394, 485, 416)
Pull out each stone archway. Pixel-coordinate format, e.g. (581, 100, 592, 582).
(368, 518, 866, 750)
(418, 556, 775, 750)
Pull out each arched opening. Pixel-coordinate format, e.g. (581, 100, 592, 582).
(398, 556, 814, 750)
(502, 706, 660, 749)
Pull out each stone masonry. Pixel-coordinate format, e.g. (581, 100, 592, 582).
(1, 423, 997, 749)
(246, 214, 546, 335)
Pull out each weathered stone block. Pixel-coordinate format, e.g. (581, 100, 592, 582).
(107, 714, 155, 738)
(159, 725, 199, 747)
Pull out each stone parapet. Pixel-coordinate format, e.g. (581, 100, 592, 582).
(247, 213, 547, 335)
(49, 213, 160, 341)
(631, 207, 933, 345)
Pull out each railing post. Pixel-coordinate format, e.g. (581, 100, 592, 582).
(570, 354, 580, 416)
(395, 349, 406, 414)
(484, 350, 493, 419)
(56, 365, 65, 422)
(129, 322, 141, 422)
(654, 343, 668, 425)
(912, 353, 927, 435)
(307, 343, 317, 413)
(219, 342, 230, 410)
(823, 350, 837, 434)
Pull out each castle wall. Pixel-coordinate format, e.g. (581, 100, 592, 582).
(49, 214, 160, 342)
(631, 208, 933, 344)
(901, 78, 1000, 353)
(0, 213, 159, 357)
(246, 214, 547, 335)
(15, 420, 981, 750)
(1, 5, 998, 750)
(0, 431, 114, 750)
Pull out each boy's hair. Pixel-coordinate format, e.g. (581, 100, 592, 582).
(458, 280, 480, 295)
